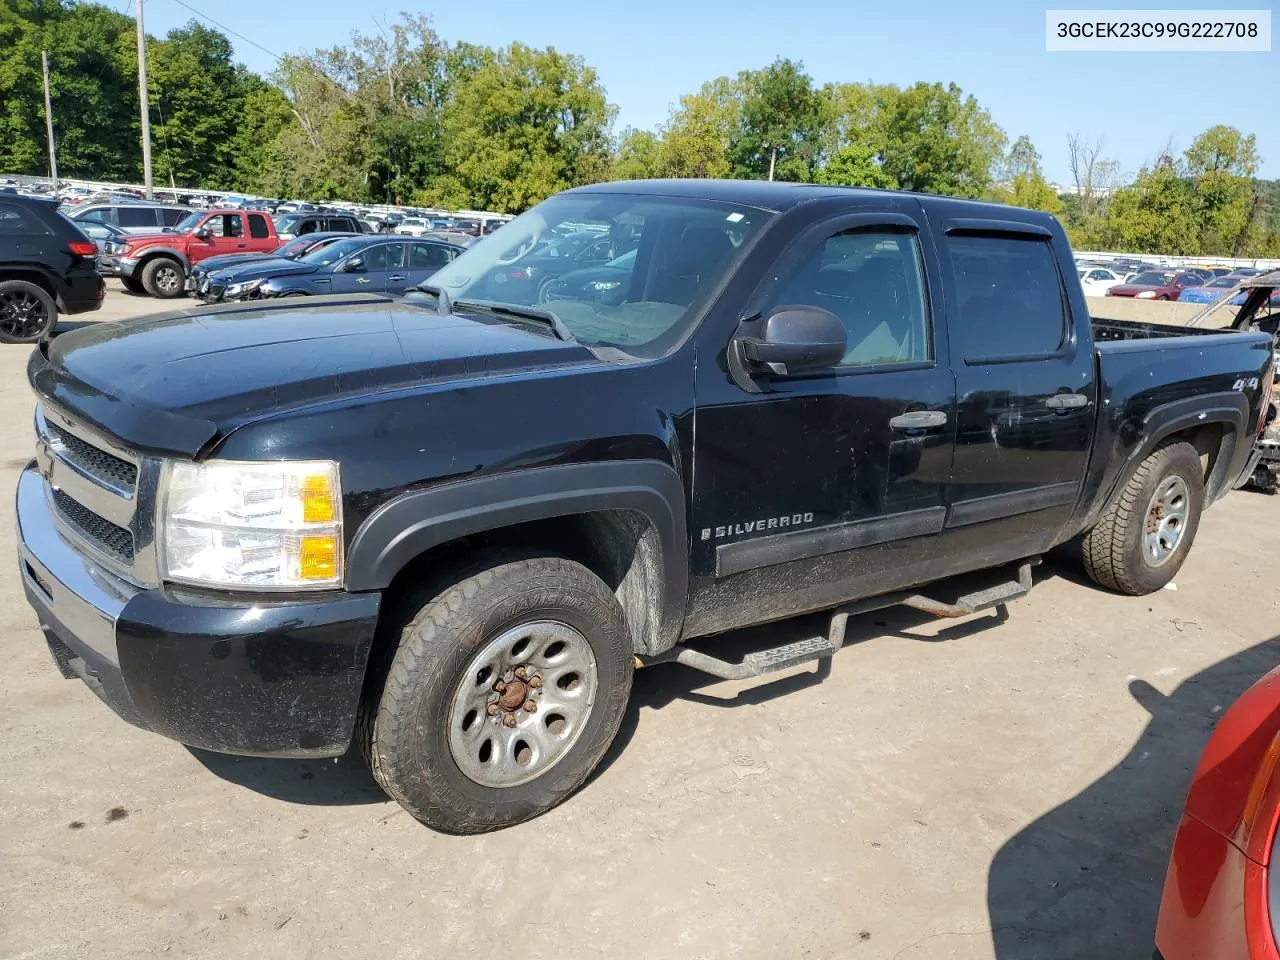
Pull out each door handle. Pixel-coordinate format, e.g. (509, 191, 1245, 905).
(889, 410, 948, 430)
(1045, 393, 1089, 411)
(237, 243, 247, 248)
(388, 275, 405, 282)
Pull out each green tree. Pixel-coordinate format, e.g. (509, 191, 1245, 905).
(732, 58, 824, 181)
(1103, 154, 1200, 254)
(811, 144, 895, 189)
(993, 135, 1063, 215)
(877, 82, 1005, 197)
(655, 77, 740, 179)
(1184, 125, 1259, 255)
(612, 127, 661, 180)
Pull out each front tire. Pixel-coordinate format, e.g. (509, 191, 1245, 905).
(120, 275, 146, 295)
(367, 552, 633, 833)
(141, 257, 185, 298)
(0, 280, 57, 343)
(1082, 440, 1204, 594)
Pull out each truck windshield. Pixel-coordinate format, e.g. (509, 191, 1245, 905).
(171, 212, 203, 233)
(424, 193, 772, 358)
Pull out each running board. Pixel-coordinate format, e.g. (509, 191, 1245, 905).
(650, 560, 1037, 682)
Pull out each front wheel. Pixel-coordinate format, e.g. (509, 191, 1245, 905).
(366, 552, 633, 833)
(141, 257, 185, 298)
(1081, 440, 1204, 594)
(0, 280, 57, 344)
(120, 275, 146, 295)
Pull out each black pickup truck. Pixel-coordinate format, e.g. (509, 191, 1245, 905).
(16, 180, 1273, 833)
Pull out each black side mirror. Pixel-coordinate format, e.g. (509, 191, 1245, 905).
(193, 226, 212, 239)
(343, 257, 365, 273)
(733, 306, 846, 382)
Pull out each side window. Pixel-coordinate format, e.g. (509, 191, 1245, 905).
(160, 208, 188, 226)
(0, 202, 44, 235)
(360, 244, 394, 270)
(224, 214, 243, 238)
(765, 228, 932, 368)
(1088, 270, 1108, 281)
(299, 218, 318, 235)
(78, 208, 112, 225)
(248, 214, 269, 239)
(948, 234, 1067, 362)
(411, 244, 453, 268)
(117, 206, 158, 228)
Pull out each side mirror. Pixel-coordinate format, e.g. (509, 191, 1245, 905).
(342, 257, 365, 273)
(193, 226, 212, 239)
(734, 306, 847, 378)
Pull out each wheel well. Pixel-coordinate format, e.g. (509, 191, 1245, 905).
(0, 269, 56, 301)
(1162, 421, 1233, 500)
(138, 252, 184, 273)
(374, 510, 666, 659)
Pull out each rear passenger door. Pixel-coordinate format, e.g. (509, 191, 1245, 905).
(931, 218, 1097, 559)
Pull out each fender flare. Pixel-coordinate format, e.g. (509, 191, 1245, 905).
(1125, 391, 1249, 505)
(345, 460, 689, 649)
(135, 248, 191, 272)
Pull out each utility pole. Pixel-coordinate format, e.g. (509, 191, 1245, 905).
(135, 0, 153, 199)
(40, 51, 58, 187)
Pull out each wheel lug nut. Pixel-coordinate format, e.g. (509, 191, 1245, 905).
(493, 680, 507, 693)
(524, 700, 537, 713)
(486, 703, 500, 716)
(502, 713, 517, 727)
(514, 666, 528, 680)
(528, 676, 543, 689)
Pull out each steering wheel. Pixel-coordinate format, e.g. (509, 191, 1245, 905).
(494, 226, 542, 266)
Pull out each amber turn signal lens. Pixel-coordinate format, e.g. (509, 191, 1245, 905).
(299, 535, 338, 581)
(301, 474, 337, 524)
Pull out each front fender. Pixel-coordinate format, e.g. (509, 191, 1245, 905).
(133, 247, 191, 271)
(345, 460, 689, 649)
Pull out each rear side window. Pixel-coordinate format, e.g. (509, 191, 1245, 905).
(299, 218, 318, 235)
(248, 214, 270, 239)
(948, 234, 1067, 362)
(77, 208, 112, 225)
(160, 208, 188, 226)
(410, 244, 453, 268)
(0, 202, 46, 235)
(117, 206, 158, 228)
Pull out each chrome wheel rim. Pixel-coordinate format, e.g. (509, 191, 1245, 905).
(155, 265, 180, 293)
(447, 620, 598, 788)
(1144, 475, 1189, 566)
(0, 289, 50, 339)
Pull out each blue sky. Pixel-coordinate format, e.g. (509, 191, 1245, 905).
(144, 0, 1278, 183)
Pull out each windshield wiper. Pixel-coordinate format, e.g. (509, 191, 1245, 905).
(453, 299, 575, 343)
(410, 282, 453, 316)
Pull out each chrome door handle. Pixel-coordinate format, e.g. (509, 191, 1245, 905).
(388, 275, 405, 282)
(1045, 393, 1089, 411)
(889, 410, 948, 430)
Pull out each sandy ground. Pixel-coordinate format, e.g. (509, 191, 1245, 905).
(1, 283, 1277, 959)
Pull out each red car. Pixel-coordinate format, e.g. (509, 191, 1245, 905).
(1155, 664, 1280, 959)
(1107, 270, 1206, 301)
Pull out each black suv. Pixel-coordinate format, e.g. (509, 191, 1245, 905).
(1, 196, 103, 344)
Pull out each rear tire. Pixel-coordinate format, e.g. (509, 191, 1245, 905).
(141, 257, 185, 298)
(0, 280, 57, 344)
(1081, 441, 1204, 594)
(366, 552, 633, 834)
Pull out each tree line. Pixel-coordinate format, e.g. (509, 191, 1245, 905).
(2, 4, 1276, 256)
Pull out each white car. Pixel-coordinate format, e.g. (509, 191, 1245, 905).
(1077, 266, 1124, 296)
(394, 217, 430, 236)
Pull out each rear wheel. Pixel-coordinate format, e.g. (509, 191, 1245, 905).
(366, 552, 633, 834)
(0, 280, 57, 344)
(1082, 441, 1204, 594)
(141, 257, 184, 298)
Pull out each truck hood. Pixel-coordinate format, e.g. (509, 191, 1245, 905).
(121, 230, 189, 248)
(29, 296, 598, 458)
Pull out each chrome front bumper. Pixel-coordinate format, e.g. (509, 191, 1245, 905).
(16, 464, 137, 666)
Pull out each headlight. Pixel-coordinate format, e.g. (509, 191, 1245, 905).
(158, 460, 343, 590)
(224, 278, 265, 299)
(1136, 290, 1157, 299)
(589, 280, 622, 291)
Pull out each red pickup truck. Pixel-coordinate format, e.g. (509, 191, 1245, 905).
(103, 209, 279, 298)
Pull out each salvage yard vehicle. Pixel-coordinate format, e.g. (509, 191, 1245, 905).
(185, 231, 359, 295)
(0, 194, 103, 343)
(104, 209, 280, 298)
(15, 180, 1275, 833)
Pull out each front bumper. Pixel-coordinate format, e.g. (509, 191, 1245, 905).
(16, 465, 381, 757)
(114, 256, 140, 280)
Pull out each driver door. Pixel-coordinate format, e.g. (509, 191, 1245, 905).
(331, 242, 398, 294)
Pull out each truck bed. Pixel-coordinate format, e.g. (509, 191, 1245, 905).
(1090, 317, 1228, 343)
(1091, 316, 1228, 342)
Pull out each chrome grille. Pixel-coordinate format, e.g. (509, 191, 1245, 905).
(51, 489, 134, 564)
(44, 421, 138, 491)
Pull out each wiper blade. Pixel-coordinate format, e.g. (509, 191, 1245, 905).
(409, 282, 453, 316)
(453, 299, 575, 342)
